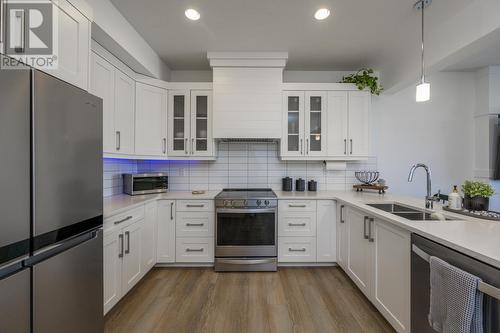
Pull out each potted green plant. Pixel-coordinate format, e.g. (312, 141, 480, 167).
(461, 180, 495, 211)
(341, 68, 383, 95)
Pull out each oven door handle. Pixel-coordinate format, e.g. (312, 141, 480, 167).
(216, 258, 276, 265)
(216, 208, 276, 214)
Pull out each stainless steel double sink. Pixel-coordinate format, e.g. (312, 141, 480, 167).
(366, 203, 457, 221)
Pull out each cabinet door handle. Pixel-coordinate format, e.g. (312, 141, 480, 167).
(116, 131, 121, 151)
(186, 223, 204, 227)
(170, 202, 174, 220)
(162, 138, 166, 154)
(191, 138, 194, 154)
(350, 139, 353, 155)
(368, 218, 375, 242)
(288, 248, 307, 252)
(340, 205, 345, 223)
(306, 138, 309, 155)
(288, 223, 306, 227)
(118, 234, 124, 258)
(344, 139, 347, 155)
(186, 204, 205, 208)
(363, 216, 369, 239)
(186, 248, 204, 252)
(125, 231, 130, 254)
(300, 138, 303, 155)
(185, 138, 188, 154)
(114, 215, 132, 225)
(288, 204, 306, 208)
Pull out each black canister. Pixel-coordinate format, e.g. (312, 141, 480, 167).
(308, 180, 317, 192)
(282, 177, 293, 191)
(295, 178, 305, 192)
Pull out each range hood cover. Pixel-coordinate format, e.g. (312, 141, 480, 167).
(208, 52, 288, 139)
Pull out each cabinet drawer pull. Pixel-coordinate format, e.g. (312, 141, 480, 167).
(288, 204, 306, 208)
(288, 248, 307, 252)
(118, 234, 124, 258)
(186, 204, 205, 208)
(186, 223, 204, 227)
(363, 216, 369, 239)
(288, 223, 306, 227)
(114, 215, 133, 225)
(186, 248, 204, 252)
(368, 218, 375, 243)
(125, 231, 130, 254)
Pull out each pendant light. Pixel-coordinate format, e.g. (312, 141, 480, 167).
(415, 0, 432, 102)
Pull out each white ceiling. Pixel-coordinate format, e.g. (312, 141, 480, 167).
(110, 0, 423, 70)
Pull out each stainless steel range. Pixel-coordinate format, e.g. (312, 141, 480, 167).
(215, 189, 278, 272)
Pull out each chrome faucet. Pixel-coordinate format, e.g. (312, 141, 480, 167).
(408, 163, 437, 209)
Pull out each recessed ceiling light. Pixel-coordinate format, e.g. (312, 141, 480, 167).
(185, 8, 200, 21)
(314, 8, 330, 20)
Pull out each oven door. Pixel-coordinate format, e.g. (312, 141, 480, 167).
(216, 208, 277, 257)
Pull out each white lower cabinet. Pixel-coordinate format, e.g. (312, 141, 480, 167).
(336, 203, 347, 270)
(157, 200, 176, 263)
(278, 200, 336, 264)
(340, 205, 410, 333)
(175, 200, 215, 263)
(316, 200, 336, 262)
(176, 237, 214, 263)
(278, 237, 317, 262)
(121, 221, 142, 294)
(141, 202, 158, 275)
(103, 228, 122, 314)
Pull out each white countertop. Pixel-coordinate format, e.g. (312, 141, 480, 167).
(104, 190, 500, 269)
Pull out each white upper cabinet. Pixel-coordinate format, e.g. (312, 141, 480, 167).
(90, 53, 115, 153)
(348, 91, 371, 157)
(281, 91, 327, 157)
(327, 90, 371, 158)
(168, 90, 190, 156)
(190, 90, 213, 156)
(90, 52, 135, 155)
(327, 91, 349, 156)
(168, 89, 214, 157)
(305, 92, 327, 156)
(113, 70, 135, 155)
(282, 91, 304, 157)
(135, 83, 168, 156)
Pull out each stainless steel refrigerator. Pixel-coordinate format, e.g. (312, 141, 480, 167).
(0, 61, 103, 332)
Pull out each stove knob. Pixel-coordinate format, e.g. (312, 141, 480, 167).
(264, 200, 270, 206)
(224, 200, 232, 207)
(256, 200, 262, 206)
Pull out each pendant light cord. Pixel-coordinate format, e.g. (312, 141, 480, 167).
(420, 0, 425, 83)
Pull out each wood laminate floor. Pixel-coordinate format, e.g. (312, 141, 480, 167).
(105, 267, 395, 333)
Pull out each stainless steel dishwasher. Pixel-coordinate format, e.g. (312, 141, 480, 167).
(411, 233, 500, 332)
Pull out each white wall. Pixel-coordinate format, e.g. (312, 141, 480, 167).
(372, 72, 476, 198)
(86, 0, 170, 80)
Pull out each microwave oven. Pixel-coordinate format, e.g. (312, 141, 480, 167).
(123, 173, 168, 195)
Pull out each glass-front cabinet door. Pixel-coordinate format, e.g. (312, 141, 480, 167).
(305, 91, 327, 156)
(282, 91, 305, 157)
(190, 90, 213, 156)
(168, 90, 190, 156)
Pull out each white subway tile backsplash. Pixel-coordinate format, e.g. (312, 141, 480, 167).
(103, 143, 377, 194)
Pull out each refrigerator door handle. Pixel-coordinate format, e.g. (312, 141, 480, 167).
(24, 229, 100, 267)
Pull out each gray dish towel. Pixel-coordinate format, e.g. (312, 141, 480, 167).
(428, 256, 484, 333)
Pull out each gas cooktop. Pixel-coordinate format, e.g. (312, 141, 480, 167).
(215, 188, 277, 208)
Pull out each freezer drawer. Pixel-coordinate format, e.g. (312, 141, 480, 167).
(0, 268, 30, 333)
(32, 230, 103, 333)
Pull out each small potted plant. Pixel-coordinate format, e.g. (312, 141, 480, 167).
(341, 68, 383, 95)
(461, 180, 495, 211)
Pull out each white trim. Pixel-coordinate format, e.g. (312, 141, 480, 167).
(207, 52, 288, 68)
(283, 82, 362, 91)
